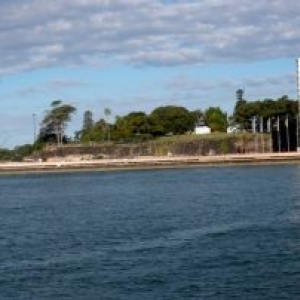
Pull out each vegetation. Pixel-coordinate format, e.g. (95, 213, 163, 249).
(233, 95, 298, 130)
(38, 100, 76, 145)
(0, 144, 35, 162)
(0, 93, 298, 161)
(205, 107, 228, 132)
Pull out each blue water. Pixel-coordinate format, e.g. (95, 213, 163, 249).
(1, 165, 300, 299)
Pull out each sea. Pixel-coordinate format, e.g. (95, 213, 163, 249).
(1, 164, 300, 299)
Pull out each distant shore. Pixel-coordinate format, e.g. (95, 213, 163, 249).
(1, 152, 300, 174)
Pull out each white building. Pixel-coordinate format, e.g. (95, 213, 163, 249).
(227, 125, 241, 134)
(195, 125, 211, 135)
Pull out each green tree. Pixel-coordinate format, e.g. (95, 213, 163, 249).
(40, 100, 76, 145)
(233, 99, 250, 130)
(233, 95, 298, 131)
(205, 107, 228, 132)
(82, 110, 94, 132)
(104, 108, 112, 141)
(0, 148, 13, 161)
(81, 119, 106, 143)
(190, 109, 205, 124)
(114, 112, 151, 141)
(13, 144, 34, 161)
(80, 110, 94, 142)
(149, 106, 194, 136)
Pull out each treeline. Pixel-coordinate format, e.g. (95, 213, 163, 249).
(77, 106, 228, 143)
(234, 94, 298, 130)
(38, 102, 228, 144)
(0, 144, 35, 162)
(35, 94, 299, 146)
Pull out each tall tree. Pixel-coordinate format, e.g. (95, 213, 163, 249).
(233, 99, 248, 129)
(104, 107, 112, 141)
(41, 100, 76, 145)
(79, 110, 94, 142)
(82, 110, 94, 132)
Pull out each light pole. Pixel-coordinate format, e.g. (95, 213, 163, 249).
(286, 114, 290, 152)
(277, 115, 281, 153)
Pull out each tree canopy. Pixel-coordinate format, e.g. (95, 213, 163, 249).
(30, 94, 299, 148)
(39, 100, 76, 145)
(149, 106, 195, 136)
(205, 107, 228, 132)
(233, 95, 298, 130)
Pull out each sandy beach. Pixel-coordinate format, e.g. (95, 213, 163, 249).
(1, 152, 300, 174)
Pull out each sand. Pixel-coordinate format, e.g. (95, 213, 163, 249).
(1, 152, 300, 174)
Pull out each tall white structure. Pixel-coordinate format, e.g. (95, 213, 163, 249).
(297, 59, 300, 151)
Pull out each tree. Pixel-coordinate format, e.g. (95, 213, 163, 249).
(82, 119, 106, 143)
(0, 148, 13, 161)
(233, 99, 249, 129)
(114, 112, 151, 141)
(82, 110, 94, 132)
(190, 109, 205, 128)
(40, 100, 76, 145)
(80, 110, 94, 142)
(205, 107, 228, 132)
(13, 144, 34, 161)
(104, 107, 112, 141)
(149, 106, 194, 136)
(232, 95, 299, 132)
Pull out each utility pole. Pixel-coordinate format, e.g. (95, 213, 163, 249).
(277, 115, 281, 153)
(260, 116, 264, 153)
(286, 114, 290, 152)
(252, 116, 257, 153)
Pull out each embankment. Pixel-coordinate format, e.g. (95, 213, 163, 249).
(1, 152, 300, 174)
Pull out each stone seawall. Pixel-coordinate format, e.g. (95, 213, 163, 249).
(41, 135, 272, 160)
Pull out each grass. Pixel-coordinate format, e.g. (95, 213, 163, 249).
(155, 132, 257, 143)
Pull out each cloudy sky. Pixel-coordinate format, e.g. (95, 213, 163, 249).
(1, 0, 300, 147)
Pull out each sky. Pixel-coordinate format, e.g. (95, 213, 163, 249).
(1, 0, 300, 148)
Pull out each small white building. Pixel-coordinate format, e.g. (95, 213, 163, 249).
(195, 125, 211, 135)
(227, 125, 241, 134)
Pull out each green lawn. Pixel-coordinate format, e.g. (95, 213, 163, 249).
(155, 132, 257, 142)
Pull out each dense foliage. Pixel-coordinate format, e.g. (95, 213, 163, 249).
(32, 95, 298, 148)
(233, 95, 298, 130)
(76, 105, 230, 143)
(0, 144, 35, 162)
(38, 100, 76, 145)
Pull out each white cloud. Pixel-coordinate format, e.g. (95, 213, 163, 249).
(165, 73, 295, 94)
(1, 0, 300, 74)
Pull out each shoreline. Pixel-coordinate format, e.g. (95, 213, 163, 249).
(1, 152, 300, 174)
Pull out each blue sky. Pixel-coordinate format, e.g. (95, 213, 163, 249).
(1, 0, 300, 148)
